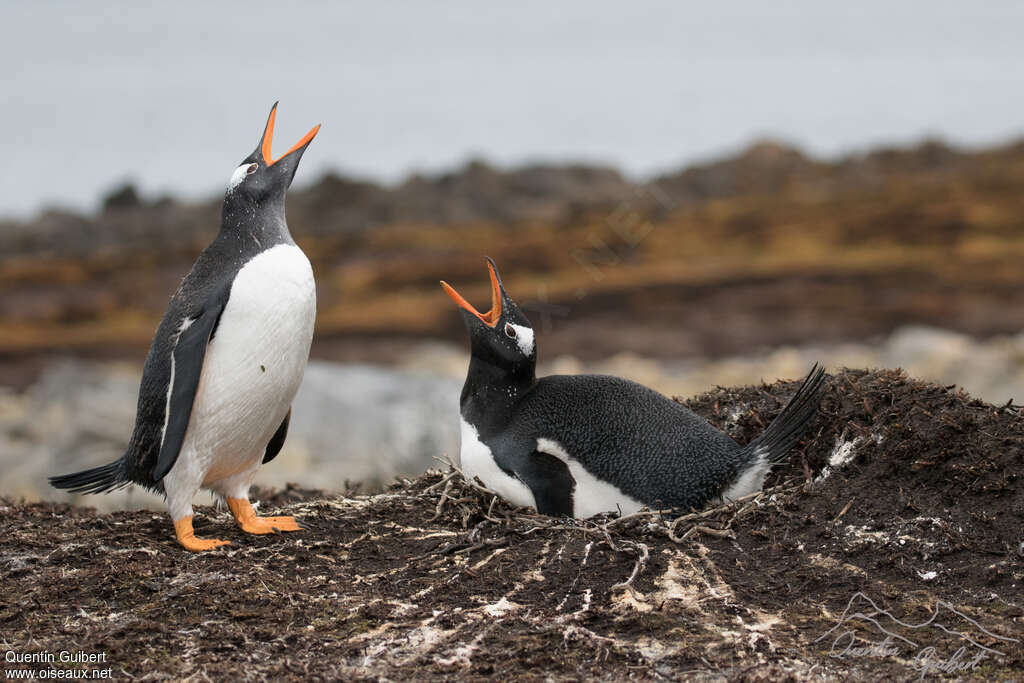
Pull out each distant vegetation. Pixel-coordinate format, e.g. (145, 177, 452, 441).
(1, 138, 1023, 362)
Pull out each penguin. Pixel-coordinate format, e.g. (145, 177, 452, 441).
(440, 258, 826, 518)
(51, 103, 320, 551)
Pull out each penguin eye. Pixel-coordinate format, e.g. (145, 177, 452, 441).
(246, 163, 258, 175)
(504, 323, 517, 339)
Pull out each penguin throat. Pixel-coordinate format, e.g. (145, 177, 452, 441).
(220, 195, 292, 244)
(461, 356, 535, 424)
(468, 354, 534, 385)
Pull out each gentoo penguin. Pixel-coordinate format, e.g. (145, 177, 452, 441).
(441, 258, 826, 517)
(51, 103, 319, 551)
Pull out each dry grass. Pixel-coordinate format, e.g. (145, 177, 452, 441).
(2, 142, 1024, 358)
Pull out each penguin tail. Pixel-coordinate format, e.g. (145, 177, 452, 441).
(747, 363, 827, 464)
(49, 457, 129, 495)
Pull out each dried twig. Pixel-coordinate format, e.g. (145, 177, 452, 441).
(427, 478, 455, 522)
(453, 536, 509, 556)
(601, 508, 666, 529)
(610, 542, 650, 596)
(832, 499, 854, 523)
(423, 470, 459, 493)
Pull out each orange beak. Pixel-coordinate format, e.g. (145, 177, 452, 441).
(441, 260, 503, 327)
(261, 104, 320, 167)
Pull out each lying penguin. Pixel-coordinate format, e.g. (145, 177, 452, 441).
(441, 258, 826, 517)
(51, 103, 319, 551)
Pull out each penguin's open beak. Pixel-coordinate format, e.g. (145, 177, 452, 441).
(441, 259, 503, 327)
(260, 103, 320, 167)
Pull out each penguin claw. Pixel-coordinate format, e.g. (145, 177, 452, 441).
(237, 515, 304, 535)
(173, 516, 231, 552)
(226, 498, 304, 535)
(179, 537, 232, 552)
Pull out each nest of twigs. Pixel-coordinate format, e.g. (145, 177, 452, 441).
(1, 368, 1021, 680)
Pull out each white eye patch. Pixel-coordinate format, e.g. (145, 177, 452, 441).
(227, 164, 251, 193)
(508, 323, 534, 356)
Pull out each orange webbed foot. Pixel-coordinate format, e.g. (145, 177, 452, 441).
(174, 516, 231, 552)
(227, 498, 305, 535)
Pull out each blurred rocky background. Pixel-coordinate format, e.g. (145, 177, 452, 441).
(2, 139, 1024, 509)
(3, 2, 1023, 510)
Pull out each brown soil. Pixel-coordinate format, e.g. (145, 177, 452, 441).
(1, 369, 1022, 680)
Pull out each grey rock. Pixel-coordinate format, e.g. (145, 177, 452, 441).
(278, 362, 460, 491)
(1, 358, 460, 511)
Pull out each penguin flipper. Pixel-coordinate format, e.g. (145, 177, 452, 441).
(263, 409, 291, 464)
(515, 451, 575, 517)
(152, 293, 228, 482)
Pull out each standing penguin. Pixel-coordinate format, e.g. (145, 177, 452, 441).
(51, 103, 319, 551)
(441, 258, 826, 518)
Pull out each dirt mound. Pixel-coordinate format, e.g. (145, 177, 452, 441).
(1, 369, 1021, 680)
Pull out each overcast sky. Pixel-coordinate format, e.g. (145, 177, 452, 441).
(2, 0, 1023, 217)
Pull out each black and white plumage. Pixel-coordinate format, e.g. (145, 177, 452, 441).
(442, 258, 826, 518)
(51, 103, 319, 550)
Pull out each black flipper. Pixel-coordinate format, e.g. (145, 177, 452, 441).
(152, 290, 229, 482)
(515, 451, 576, 516)
(263, 409, 291, 464)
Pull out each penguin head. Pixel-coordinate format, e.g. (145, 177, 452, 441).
(224, 102, 320, 205)
(441, 258, 537, 375)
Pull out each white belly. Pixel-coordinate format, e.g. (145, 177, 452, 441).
(536, 438, 646, 518)
(457, 421, 648, 518)
(184, 244, 316, 483)
(459, 418, 536, 509)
